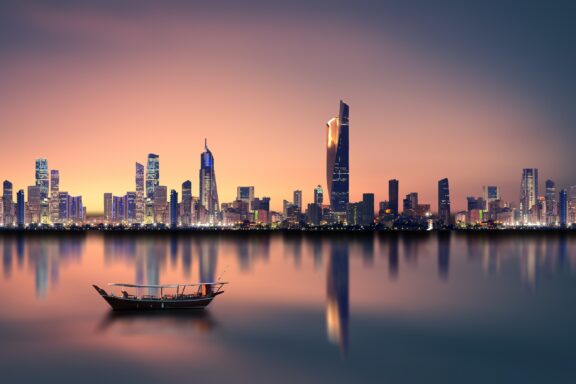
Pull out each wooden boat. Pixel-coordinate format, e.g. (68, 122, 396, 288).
(93, 282, 227, 311)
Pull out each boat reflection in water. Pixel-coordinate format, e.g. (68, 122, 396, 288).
(326, 241, 349, 357)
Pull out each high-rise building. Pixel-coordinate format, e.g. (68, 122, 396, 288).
(237, 186, 255, 210)
(389, 179, 399, 217)
(58, 192, 70, 223)
(104, 193, 113, 222)
(569, 185, 576, 224)
(362, 193, 375, 226)
(314, 185, 324, 205)
(403, 192, 418, 215)
(326, 100, 350, 215)
(27, 186, 41, 224)
(154, 185, 168, 224)
(135, 162, 145, 223)
(50, 170, 60, 224)
(3, 180, 13, 226)
(293, 190, 303, 213)
(438, 178, 451, 227)
(35, 159, 49, 200)
(199, 140, 219, 224)
(126, 192, 136, 223)
(69, 196, 83, 223)
(181, 180, 193, 226)
(520, 168, 538, 224)
(146, 154, 160, 198)
(559, 189, 568, 227)
(16, 189, 25, 227)
(482, 186, 500, 212)
(170, 189, 178, 228)
(544, 180, 557, 226)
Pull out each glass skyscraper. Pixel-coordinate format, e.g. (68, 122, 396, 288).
(389, 179, 399, 217)
(50, 170, 59, 224)
(35, 159, 49, 201)
(3, 180, 13, 226)
(146, 154, 160, 198)
(314, 185, 323, 205)
(545, 179, 557, 226)
(438, 178, 451, 227)
(520, 168, 538, 224)
(135, 162, 145, 222)
(199, 140, 219, 224)
(559, 189, 568, 227)
(326, 101, 350, 215)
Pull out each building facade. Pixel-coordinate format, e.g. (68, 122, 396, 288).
(326, 101, 350, 215)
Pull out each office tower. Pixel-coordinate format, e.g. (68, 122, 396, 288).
(16, 190, 25, 227)
(544, 179, 557, 226)
(237, 186, 255, 210)
(70, 196, 83, 223)
(104, 193, 113, 222)
(135, 162, 145, 223)
(362, 193, 375, 226)
(570, 186, 576, 224)
(293, 190, 303, 213)
(154, 185, 168, 224)
(520, 168, 538, 224)
(559, 189, 568, 227)
(403, 192, 418, 214)
(199, 140, 219, 224)
(146, 154, 160, 198)
(346, 202, 364, 226)
(389, 179, 399, 217)
(170, 189, 178, 228)
(0, 196, 3, 225)
(27, 186, 41, 224)
(181, 180, 192, 226)
(35, 159, 49, 200)
(3, 180, 13, 226)
(58, 192, 70, 223)
(438, 178, 451, 227)
(126, 192, 136, 223)
(50, 170, 59, 224)
(326, 100, 350, 215)
(482, 186, 500, 212)
(314, 185, 324, 205)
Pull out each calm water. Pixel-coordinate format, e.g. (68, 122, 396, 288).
(0, 231, 575, 383)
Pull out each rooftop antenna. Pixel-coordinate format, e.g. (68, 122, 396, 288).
(204, 138, 208, 150)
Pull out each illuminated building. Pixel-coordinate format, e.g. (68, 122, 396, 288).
(199, 140, 219, 224)
(50, 170, 59, 224)
(27, 185, 41, 224)
(181, 180, 192, 226)
(170, 189, 178, 228)
(545, 180, 557, 226)
(569, 186, 576, 224)
(103, 193, 113, 222)
(3, 180, 13, 226)
(362, 193, 374, 226)
(467, 196, 485, 224)
(146, 154, 160, 198)
(126, 192, 136, 223)
(403, 192, 418, 217)
(293, 190, 302, 213)
(389, 179, 399, 217)
(153, 185, 168, 224)
(314, 185, 323, 205)
(559, 189, 568, 227)
(135, 162, 145, 223)
(326, 100, 349, 216)
(438, 178, 451, 227)
(70, 196, 83, 223)
(482, 186, 500, 212)
(58, 192, 70, 223)
(237, 186, 255, 211)
(307, 203, 322, 225)
(16, 189, 25, 227)
(35, 159, 49, 200)
(346, 202, 363, 226)
(520, 168, 538, 224)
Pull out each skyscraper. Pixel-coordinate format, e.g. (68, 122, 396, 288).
(16, 189, 25, 227)
(170, 189, 178, 228)
(58, 192, 70, 223)
(520, 168, 538, 224)
(482, 186, 500, 212)
(545, 179, 557, 226)
(569, 185, 576, 224)
(181, 180, 192, 226)
(50, 170, 59, 224)
(135, 162, 145, 223)
(146, 154, 159, 198)
(362, 193, 375, 226)
(237, 186, 255, 210)
(103, 193, 113, 222)
(326, 100, 350, 215)
(199, 140, 219, 224)
(27, 185, 41, 224)
(438, 178, 451, 227)
(389, 179, 399, 217)
(35, 159, 49, 200)
(126, 192, 136, 223)
(559, 189, 568, 227)
(154, 186, 168, 224)
(3, 180, 13, 226)
(314, 185, 324, 205)
(293, 190, 302, 213)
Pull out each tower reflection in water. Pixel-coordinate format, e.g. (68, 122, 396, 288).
(326, 240, 349, 357)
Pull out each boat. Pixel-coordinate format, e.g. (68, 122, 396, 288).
(93, 282, 227, 311)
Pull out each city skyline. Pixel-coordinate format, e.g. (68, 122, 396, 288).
(1, 2, 576, 215)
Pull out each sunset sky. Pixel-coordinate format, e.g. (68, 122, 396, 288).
(1, 1, 575, 214)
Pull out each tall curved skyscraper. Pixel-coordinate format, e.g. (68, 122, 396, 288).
(326, 100, 350, 215)
(200, 139, 219, 224)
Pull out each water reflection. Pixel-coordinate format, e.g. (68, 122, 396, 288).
(326, 241, 349, 356)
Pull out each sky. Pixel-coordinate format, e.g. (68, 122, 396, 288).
(0, 0, 575, 214)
